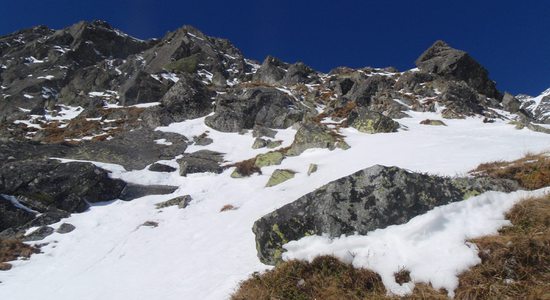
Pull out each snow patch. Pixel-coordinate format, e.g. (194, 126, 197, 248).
(154, 138, 173, 146)
(37, 75, 55, 80)
(283, 188, 550, 297)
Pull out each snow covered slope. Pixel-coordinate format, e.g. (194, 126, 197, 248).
(1, 111, 548, 300)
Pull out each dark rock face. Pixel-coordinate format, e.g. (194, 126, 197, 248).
(252, 125, 277, 138)
(253, 56, 289, 84)
(148, 163, 177, 173)
(0, 159, 126, 213)
(502, 92, 521, 113)
(252, 165, 518, 265)
(282, 62, 318, 85)
(119, 71, 173, 106)
(65, 129, 188, 170)
(118, 184, 179, 201)
(177, 150, 224, 176)
(394, 71, 434, 92)
(0, 157, 181, 238)
(347, 75, 395, 107)
(157, 74, 214, 123)
(0, 21, 155, 119)
(22, 226, 55, 241)
(438, 81, 484, 118)
(347, 108, 400, 133)
(0, 195, 36, 232)
(205, 87, 305, 132)
(416, 40, 500, 99)
(193, 134, 213, 146)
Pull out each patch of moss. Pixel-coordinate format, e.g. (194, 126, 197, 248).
(164, 53, 201, 73)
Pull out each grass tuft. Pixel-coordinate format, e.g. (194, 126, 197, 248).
(228, 158, 262, 177)
(232, 194, 550, 299)
(0, 239, 41, 271)
(220, 204, 238, 212)
(231, 256, 386, 300)
(470, 152, 550, 190)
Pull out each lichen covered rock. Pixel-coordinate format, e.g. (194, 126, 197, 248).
(347, 108, 399, 133)
(265, 169, 296, 187)
(255, 152, 284, 168)
(253, 165, 518, 264)
(286, 121, 345, 156)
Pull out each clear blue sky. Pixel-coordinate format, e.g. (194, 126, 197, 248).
(2, 0, 549, 95)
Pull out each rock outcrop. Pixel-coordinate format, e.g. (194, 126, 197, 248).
(416, 40, 501, 99)
(177, 150, 224, 176)
(253, 165, 518, 265)
(0, 20, 539, 243)
(347, 108, 399, 133)
(205, 87, 306, 132)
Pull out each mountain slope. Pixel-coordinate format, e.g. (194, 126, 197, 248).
(0, 21, 549, 299)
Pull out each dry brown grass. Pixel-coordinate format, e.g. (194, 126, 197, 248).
(470, 152, 550, 190)
(231, 256, 386, 300)
(29, 106, 144, 144)
(332, 101, 357, 119)
(313, 101, 357, 124)
(227, 158, 262, 177)
(41, 117, 105, 143)
(0, 239, 40, 271)
(394, 268, 411, 285)
(220, 204, 237, 212)
(449, 194, 550, 299)
(232, 194, 550, 299)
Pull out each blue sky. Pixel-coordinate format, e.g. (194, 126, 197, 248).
(2, 0, 549, 95)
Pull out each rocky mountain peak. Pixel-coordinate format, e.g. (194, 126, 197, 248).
(416, 40, 501, 99)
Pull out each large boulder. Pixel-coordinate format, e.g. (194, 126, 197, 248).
(118, 71, 173, 105)
(437, 81, 484, 118)
(501, 92, 521, 113)
(281, 62, 318, 85)
(253, 56, 289, 85)
(416, 40, 500, 99)
(286, 121, 347, 156)
(205, 87, 305, 132)
(0, 159, 126, 213)
(177, 150, 224, 176)
(347, 108, 400, 133)
(347, 75, 395, 107)
(157, 74, 214, 122)
(0, 195, 36, 232)
(252, 165, 519, 265)
(394, 71, 434, 92)
(66, 129, 188, 170)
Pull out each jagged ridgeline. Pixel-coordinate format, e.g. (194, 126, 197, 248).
(0, 20, 548, 241)
(1, 19, 548, 136)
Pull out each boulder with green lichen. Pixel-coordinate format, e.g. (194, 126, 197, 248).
(255, 152, 284, 168)
(265, 169, 296, 188)
(307, 163, 318, 176)
(253, 165, 519, 265)
(266, 140, 283, 149)
(286, 121, 346, 156)
(347, 108, 399, 133)
(252, 138, 268, 149)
